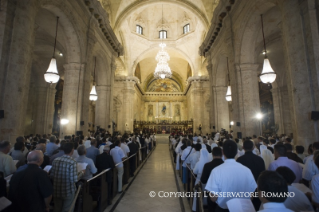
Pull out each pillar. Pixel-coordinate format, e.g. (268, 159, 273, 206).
(213, 86, 230, 131)
(0, 0, 40, 143)
(122, 82, 135, 133)
(270, 87, 284, 135)
(95, 85, 110, 129)
(60, 63, 84, 137)
(235, 64, 260, 137)
(279, 0, 318, 146)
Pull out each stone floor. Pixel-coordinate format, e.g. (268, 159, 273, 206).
(109, 135, 183, 212)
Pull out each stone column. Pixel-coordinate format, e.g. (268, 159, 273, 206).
(191, 81, 204, 134)
(95, 85, 109, 129)
(60, 63, 84, 137)
(214, 86, 230, 131)
(0, 0, 40, 143)
(235, 64, 260, 137)
(122, 84, 135, 133)
(34, 85, 56, 135)
(270, 87, 284, 135)
(279, 0, 318, 145)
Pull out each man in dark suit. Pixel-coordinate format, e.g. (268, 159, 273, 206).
(95, 145, 115, 205)
(128, 138, 139, 177)
(284, 143, 303, 163)
(237, 139, 266, 210)
(201, 147, 224, 212)
(8, 150, 53, 212)
(203, 137, 211, 153)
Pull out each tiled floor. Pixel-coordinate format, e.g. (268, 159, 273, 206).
(112, 136, 182, 212)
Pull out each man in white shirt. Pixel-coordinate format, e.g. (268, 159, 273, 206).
(120, 138, 130, 157)
(110, 140, 126, 193)
(181, 140, 194, 184)
(275, 166, 313, 212)
(205, 140, 256, 211)
(311, 153, 319, 208)
(0, 141, 16, 177)
(186, 143, 201, 170)
(302, 142, 319, 184)
(257, 171, 293, 212)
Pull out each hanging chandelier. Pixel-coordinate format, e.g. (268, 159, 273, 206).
(44, 17, 60, 84)
(259, 14, 276, 85)
(89, 57, 98, 101)
(154, 5, 172, 79)
(225, 57, 232, 102)
(154, 43, 172, 79)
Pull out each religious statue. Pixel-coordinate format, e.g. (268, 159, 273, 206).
(148, 105, 153, 116)
(162, 104, 166, 115)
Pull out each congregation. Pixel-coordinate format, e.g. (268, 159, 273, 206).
(0, 132, 156, 212)
(171, 132, 319, 212)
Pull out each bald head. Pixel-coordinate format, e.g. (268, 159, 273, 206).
(35, 143, 46, 153)
(27, 150, 44, 166)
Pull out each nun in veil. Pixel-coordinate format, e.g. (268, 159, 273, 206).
(192, 149, 212, 211)
(175, 138, 183, 170)
(261, 149, 274, 170)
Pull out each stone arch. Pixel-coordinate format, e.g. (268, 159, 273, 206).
(40, 2, 83, 64)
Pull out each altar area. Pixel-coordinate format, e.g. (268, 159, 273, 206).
(133, 120, 193, 134)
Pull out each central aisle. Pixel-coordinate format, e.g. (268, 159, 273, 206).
(111, 142, 182, 212)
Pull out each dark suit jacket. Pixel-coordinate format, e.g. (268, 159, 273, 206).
(205, 144, 212, 153)
(41, 155, 50, 169)
(201, 158, 224, 184)
(237, 151, 266, 182)
(287, 152, 303, 163)
(128, 142, 139, 155)
(95, 152, 115, 182)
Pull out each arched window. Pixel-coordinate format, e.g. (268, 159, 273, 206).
(183, 24, 190, 34)
(136, 25, 143, 35)
(159, 30, 167, 39)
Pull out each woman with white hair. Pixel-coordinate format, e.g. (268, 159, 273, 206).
(261, 148, 274, 170)
(192, 148, 212, 211)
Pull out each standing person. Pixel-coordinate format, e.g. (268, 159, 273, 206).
(303, 142, 319, 185)
(237, 139, 266, 210)
(96, 145, 115, 205)
(145, 135, 150, 154)
(86, 139, 100, 163)
(120, 138, 130, 157)
(128, 138, 139, 177)
(35, 143, 50, 169)
(187, 143, 201, 170)
(269, 144, 302, 183)
(8, 150, 53, 212)
(110, 140, 126, 193)
(237, 139, 266, 181)
(205, 140, 257, 212)
(75, 145, 97, 180)
(257, 171, 293, 212)
(45, 135, 58, 157)
(201, 147, 224, 212)
(284, 143, 303, 163)
(10, 141, 26, 167)
(275, 167, 313, 212)
(0, 141, 16, 177)
(181, 140, 194, 184)
(311, 153, 319, 208)
(50, 143, 84, 212)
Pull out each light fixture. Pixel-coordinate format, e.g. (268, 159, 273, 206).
(230, 121, 234, 126)
(44, 17, 60, 84)
(259, 14, 276, 85)
(89, 57, 98, 101)
(61, 118, 69, 125)
(59, 52, 63, 56)
(256, 113, 263, 120)
(225, 57, 232, 102)
(154, 5, 172, 79)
